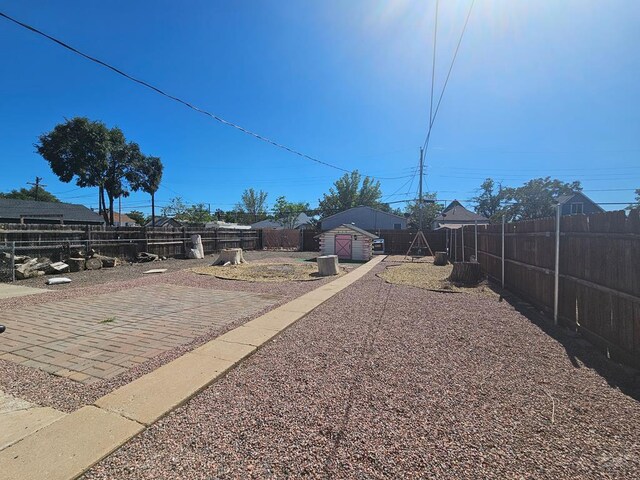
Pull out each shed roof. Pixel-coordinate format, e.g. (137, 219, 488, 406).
(320, 205, 405, 223)
(322, 223, 378, 239)
(0, 198, 105, 224)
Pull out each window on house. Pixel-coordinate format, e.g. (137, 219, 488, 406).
(570, 203, 583, 214)
(393, 223, 401, 230)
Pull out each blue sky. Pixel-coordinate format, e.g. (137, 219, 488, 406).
(1, 0, 638, 215)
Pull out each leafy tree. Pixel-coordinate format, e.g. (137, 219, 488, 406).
(126, 210, 147, 225)
(36, 117, 146, 225)
(502, 177, 582, 220)
(472, 178, 505, 222)
(160, 197, 212, 224)
(404, 192, 442, 230)
(272, 196, 310, 228)
(627, 189, 640, 210)
(128, 155, 163, 226)
(318, 170, 388, 218)
(235, 188, 268, 223)
(161, 197, 189, 218)
(0, 186, 60, 203)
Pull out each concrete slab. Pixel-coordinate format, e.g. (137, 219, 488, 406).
(0, 406, 66, 451)
(0, 284, 49, 299)
(191, 339, 257, 362)
(243, 308, 304, 332)
(95, 353, 233, 425)
(0, 406, 143, 480)
(215, 324, 280, 347)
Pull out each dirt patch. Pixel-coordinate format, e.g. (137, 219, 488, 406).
(193, 261, 343, 282)
(378, 262, 496, 296)
(383, 254, 434, 263)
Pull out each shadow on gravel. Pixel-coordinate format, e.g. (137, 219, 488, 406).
(488, 283, 640, 402)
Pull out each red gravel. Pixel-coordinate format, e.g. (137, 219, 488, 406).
(83, 264, 640, 479)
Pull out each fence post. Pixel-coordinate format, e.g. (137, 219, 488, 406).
(461, 225, 465, 261)
(474, 220, 478, 260)
(10, 241, 15, 283)
(501, 215, 505, 289)
(554, 203, 561, 325)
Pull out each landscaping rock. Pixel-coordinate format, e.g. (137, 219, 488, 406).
(15, 259, 39, 280)
(67, 258, 86, 272)
(93, 255, 118, 268)
(136, 252, 159, 263)
(46, 262, 70, 275)
(85, 258, 103, 270)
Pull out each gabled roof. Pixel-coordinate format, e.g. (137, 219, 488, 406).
(0, 198, 105, 224)
(323, 223, 378, 239)
(320, 205, 405, 222)
(434, 200, 488, 222)
(113, 212, 137, 225)
(555, 192, 604, 212)
(251, 213, 312, 229)
(145, 216, 182, 227)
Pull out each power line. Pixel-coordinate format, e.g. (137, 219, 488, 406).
(422, 0, 476, 152)
(0, 11, 353, 174)
(429, 0, 439, 127)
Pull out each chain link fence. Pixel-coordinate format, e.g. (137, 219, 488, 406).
(0, 242, 16, 283)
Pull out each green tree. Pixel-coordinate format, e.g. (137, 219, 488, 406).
(404, 192, 442, 230)
(272, 196, 310, 228)
(502, 177, 582, 220)
(126, 210, 147, 225)
(235, 188, 268, 223)
(472, 178, 505, 222)
(0, 186, 60, 203)
(36, 117, 145, 225)
(627, 189, 640, 210)
(318, 170, 387, 218)
(161, 197, 189, 218)
(128, 156, 163, 227)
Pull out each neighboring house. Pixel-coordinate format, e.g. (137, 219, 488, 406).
(112, 212, 139, 227)
(145, 216, 183, 228)
(319, 224, 378, 261)
(320, 206, 407, 232)
(0, 198, 105, 225)
(251, 213, 312, 230)
(555, 192, 604, 216)
(432, 200, 489, 230)
(205, 221, 251, 230)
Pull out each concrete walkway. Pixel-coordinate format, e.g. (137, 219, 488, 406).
(0, 284, 49, 299)
(0, 256, 385, 480)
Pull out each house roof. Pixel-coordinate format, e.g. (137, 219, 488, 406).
(0, 198, 105, 224)
(145, 216, 182, 227)
(555, 192, 604, 212)
(322, 223, 378, 239)
(434, 200, 488, 223)
(113, 212, 137, 225)
(320, 205, 406, 223)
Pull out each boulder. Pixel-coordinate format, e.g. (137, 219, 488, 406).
(46, 262, 70, 275)
(85, 257, 103, 270)
(137, 252, 159, 263)
(93, 254, 118, 268)
(212, 248, 246, 266)
(15, 258, 39, 280)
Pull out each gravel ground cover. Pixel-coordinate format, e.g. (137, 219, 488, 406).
(193, 260, 346, 282)
(83, 264, 640, 479)
(0, 251, 329, 411)
(379, 261, 496, 297)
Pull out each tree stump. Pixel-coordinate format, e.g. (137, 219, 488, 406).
(67, 258, 86, 272)
(433, 251, 449, 266)
(93, 254, 118, 268)
(85, 257, 103, 270)
(317, 255, 339, 276)
(212, 248, 246, 266)
(448, 262, 485, 286)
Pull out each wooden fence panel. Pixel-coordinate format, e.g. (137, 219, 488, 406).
(261, 229, 300, 250)
(464, 210, 640, 368)
(302, 230, 320, 251)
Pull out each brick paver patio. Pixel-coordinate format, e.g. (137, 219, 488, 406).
(0, 285, 278, 383)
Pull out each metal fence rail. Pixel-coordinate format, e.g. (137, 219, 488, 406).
(0, 242, 15, 283)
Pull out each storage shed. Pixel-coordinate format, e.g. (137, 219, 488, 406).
(319, 224, 378, 261)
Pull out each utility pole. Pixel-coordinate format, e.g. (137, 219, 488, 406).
(418, 147, 424, 231)
(27, 177, 46, 201)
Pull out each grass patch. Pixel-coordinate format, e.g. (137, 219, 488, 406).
(99, 316, 117, 324)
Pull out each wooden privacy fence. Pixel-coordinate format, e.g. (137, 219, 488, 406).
(0, 224, 261, 261)
(453, 210, 640, 368)
(376, 230, 446, 255)
(261, 229, 300, 250)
